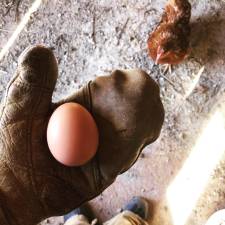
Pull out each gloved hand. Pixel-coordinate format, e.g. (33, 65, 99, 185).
(0, 45, 164, 225)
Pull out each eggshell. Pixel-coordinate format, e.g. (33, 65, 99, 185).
(47, 102, 99, 166)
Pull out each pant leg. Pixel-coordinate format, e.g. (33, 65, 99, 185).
(103, 210, 149, 225)
(64, 215, 91, 225)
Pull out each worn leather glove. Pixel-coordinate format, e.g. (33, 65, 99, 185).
(0, 45, 164, 225)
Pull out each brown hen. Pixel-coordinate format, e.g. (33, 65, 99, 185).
(148, 0, 191, 67)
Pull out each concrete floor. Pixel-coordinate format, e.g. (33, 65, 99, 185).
(0, 1, 225, 225)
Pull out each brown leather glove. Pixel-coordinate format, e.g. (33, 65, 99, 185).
(0, 45, 164, 225)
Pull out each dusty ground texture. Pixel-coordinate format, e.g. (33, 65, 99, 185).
(0, 0, 225, 225)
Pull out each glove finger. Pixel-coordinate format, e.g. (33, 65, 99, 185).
(88, 69, 164, 181)
(0, 45, 58, 126)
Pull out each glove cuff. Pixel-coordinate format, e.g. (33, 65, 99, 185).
(0, 162, 42, 225)
(0, 203, 9, 225)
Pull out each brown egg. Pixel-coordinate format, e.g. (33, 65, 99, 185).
(47, 102, 99, 166)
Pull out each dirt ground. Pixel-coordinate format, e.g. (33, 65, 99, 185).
(0, 0, 225, 225)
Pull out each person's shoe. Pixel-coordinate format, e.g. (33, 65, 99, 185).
(123, 196, 149, 220)
(64, 203, 97, 224)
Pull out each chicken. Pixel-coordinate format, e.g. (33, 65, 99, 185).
(147, 0, 191, 71)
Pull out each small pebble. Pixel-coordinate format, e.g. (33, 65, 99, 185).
(159, 77, 165, 86)
(182, 133, 187, 139)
